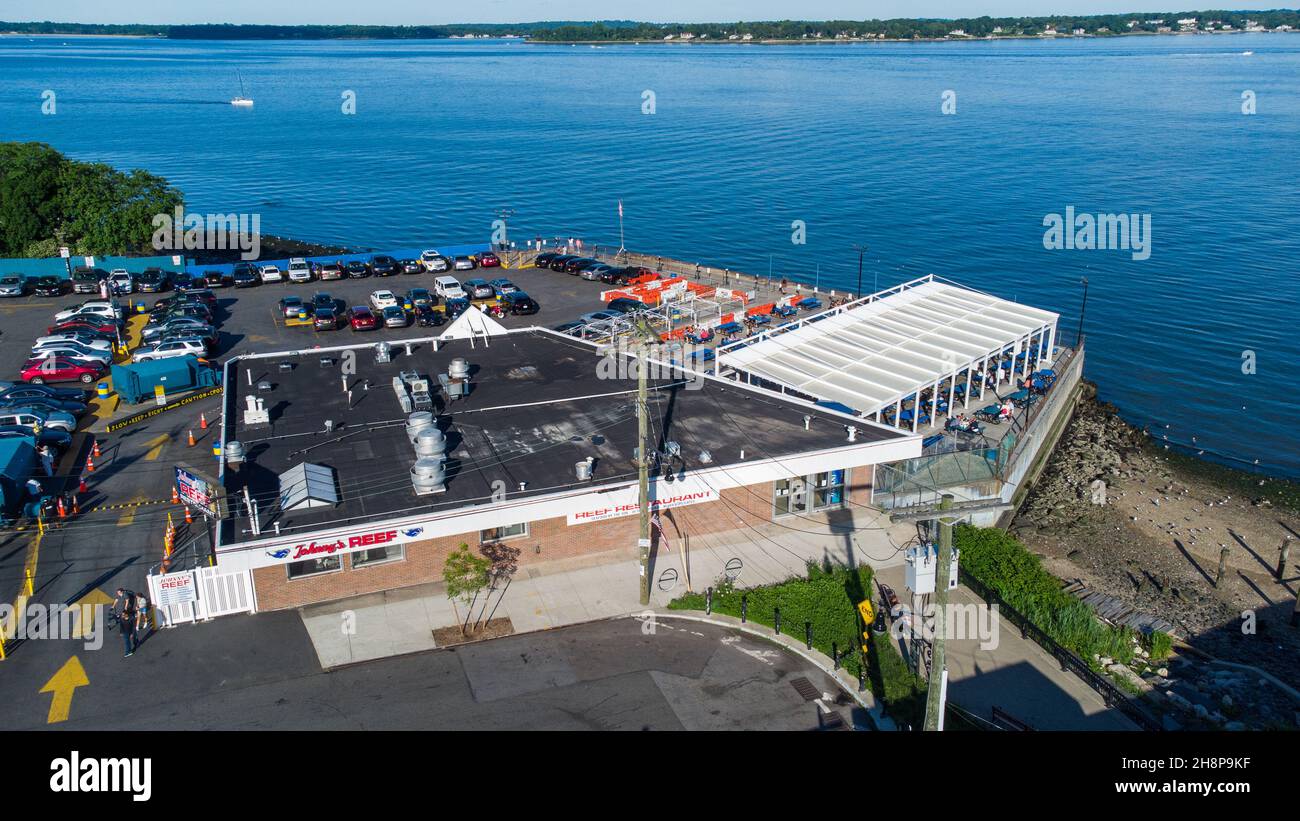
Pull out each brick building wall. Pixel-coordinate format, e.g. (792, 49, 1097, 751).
(251, 469, 872, 611)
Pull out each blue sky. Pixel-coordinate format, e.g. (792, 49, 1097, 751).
(0, 2, 1283, 25)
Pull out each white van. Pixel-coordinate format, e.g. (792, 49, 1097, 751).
(287, 258, 313, 283)
(433, 276, 467, 300)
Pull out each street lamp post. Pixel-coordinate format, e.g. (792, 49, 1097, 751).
(851, 243, 868, 298)
(1077, 276, 1090, 346)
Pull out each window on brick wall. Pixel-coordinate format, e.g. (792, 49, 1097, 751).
(481, 522, 528, 542)
(286, 555, 341, 579)
(774, 469, 848, 516)
(812, 469, 847, 510)
(352, 543, 405, 568)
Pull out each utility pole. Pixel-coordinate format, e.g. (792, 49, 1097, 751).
(1077, 276, 1090, 346)
(923, 493, 955, 731)
(630, 318, 658, 605)
(851, 243, 867, 299)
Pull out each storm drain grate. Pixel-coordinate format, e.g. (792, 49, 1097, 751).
(789, 677, 819, 702)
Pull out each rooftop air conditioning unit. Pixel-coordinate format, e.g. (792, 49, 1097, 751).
(414, 426, 447, 459)
(405, 411, 434, 444)
(411, 457, 446, 495)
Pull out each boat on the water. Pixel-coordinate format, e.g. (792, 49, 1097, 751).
(231, 70, 253, 106)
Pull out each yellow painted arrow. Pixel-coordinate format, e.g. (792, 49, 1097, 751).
(40, 656, 89, 724)
(142, 434, 170, 462)
(71, 588, 114, 640)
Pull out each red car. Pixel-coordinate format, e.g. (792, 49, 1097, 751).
(347, 306, 378, 331)
(478, 252, 501, 268)
(47, 318, 119, 336)
(21, 356, 104, 385)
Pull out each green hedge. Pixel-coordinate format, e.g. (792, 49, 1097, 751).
(954, 524, 1134, 664)
(668, 562, 925, 725)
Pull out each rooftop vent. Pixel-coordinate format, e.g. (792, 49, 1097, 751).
(405, 411, 434, 443)
(225, 440, 245, 465)
(243, 394, 270, 425)
(411, 457, 446, 495)
(575, 457, 594, 481)
(375, 341, 393, 363)
(440, 358, 471, 401)
(414, 426, 446, 459)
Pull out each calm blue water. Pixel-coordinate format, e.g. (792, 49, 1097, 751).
(2, 34, 1297, 476)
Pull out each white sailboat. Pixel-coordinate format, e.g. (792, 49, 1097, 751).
(231, 70, 254, 107)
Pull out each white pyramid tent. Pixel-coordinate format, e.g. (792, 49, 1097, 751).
(439, 304, 509, 340)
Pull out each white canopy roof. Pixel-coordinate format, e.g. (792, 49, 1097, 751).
(439, 304, 509, 341)
(279, 462, 339, 511)
(719, 278, 1058, 416)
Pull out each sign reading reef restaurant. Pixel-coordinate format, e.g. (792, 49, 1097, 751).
(175, 466, 217, 516)
(155, 572, 197, 606)
(566, 488, 716, 525)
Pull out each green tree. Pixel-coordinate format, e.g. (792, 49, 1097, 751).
(0, 142, 63, 255)
(443, 544, 491, 635)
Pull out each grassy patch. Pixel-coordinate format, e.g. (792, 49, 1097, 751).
(955, 524, 1135, 665)
(668, 561, 925, 726)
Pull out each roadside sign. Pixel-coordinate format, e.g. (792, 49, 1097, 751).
(857, 599, 875, 626)
(58, 247, 70, 258)
(154, 385, 167, 406)
(155, 572, 197, 607)
(175, 467, 216, 516)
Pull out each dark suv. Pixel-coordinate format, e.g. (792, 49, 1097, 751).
(371, 255, 398, 276)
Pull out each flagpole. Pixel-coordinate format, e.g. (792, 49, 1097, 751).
(618, 199, 625, 254)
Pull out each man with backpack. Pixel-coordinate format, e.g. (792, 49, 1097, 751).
(114, 587, 139, 657)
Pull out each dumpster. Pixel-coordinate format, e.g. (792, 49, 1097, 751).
(0, 436, 38, 519)
(109, 356, 221, 405)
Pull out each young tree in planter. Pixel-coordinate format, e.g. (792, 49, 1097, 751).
(475, 541, 521, 630)
(443, 544, 490, 635)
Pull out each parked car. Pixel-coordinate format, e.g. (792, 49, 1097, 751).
(313, 307, 342, 331)
(20, 357, 104, 385)
(278, 296, 308, 319)
(47, 318, 118, 337)
(501, 291, 540, 315)
(0, 406, 78, 432)
(565, 257, 599, 274)
(0, 393, 87, 416)
(0, 424, 72, 450)
(154, 289, 217, 310)
(605, 297, 648, 314)
(133, 337, 208, 363)
(320, 262, 345, 281)
(70, 267, 107, 294)
(478, 251, 501, 268)
(54, 301, 122, 324)
(31, 340, 113, 363)
(287, 258, 313, 283)
(203, 269, 234, 288)
(371, 255, 399, 277)
(583, 264, 616, 282)
(26, 346, 112, 367)
(420, 250, 446, 272)
(140, 319, 215, 347)
(381, 306, 408, 328)
(368, 289, 399, 311)
(533, 252, 559, 268)
(400, 259, 423, 274)
(452, 255, 476, 271)
(233, 267, 259, 288)
(259, 265, 283, 283)
(433, 276, 467, 300)
(347, 306, 378, 331)
(443, 297, 470, 320)
(32, 331, 113, 351)
(407, 288, 434, 308)
(548, 255, 578, 272)
(463, 279, 494, 300)
(488, 278, 518, 296)
(311, 293, 337, 313)
(137, 268, 169, 293)
(147, 305, 212, 326)
(107, 270, 133, 294)
(414, 305, 445, 327)
(598, 267, 634, 286)
(0, 275, 26, 298)
(346, 260, 371, 278)
(579, 310, 623, 324)
(0, 382, 87, 402)
(33, 276, 69, 298)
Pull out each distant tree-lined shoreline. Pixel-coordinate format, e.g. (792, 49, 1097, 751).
(3, 11, 1299, 42)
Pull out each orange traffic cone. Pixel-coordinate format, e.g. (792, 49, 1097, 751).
(187, 429, 196, 447)
(78, 477, 88, 494)
(84, 453, 95, 473)
(199, 412, 208, 430)
(71, 496, 80, 515)
(171, 486, 180, 504)
(184, 506, 193, 524)
(92, 440, 102, 459)
(56, 496, 66, 518)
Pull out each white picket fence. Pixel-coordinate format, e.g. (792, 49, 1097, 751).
(148, 565, 255, 626)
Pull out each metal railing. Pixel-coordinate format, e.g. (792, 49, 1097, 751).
(960, 570, 1162, 732)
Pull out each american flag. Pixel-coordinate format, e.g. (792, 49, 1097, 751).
(618, 199, 623, 218)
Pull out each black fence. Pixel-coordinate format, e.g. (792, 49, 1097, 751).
(960, 571, 1163, 732)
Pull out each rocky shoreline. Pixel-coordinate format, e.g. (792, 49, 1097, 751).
(1012, 382, 1300, 728)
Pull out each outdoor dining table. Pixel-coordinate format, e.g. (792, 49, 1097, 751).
(717, 321, 743, 334)
(1009, 389, 1030, 402)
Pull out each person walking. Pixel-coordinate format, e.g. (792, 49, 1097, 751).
(135, 590, 152, 638)
(38, 444, 54, 478)
(118, 608, 137, 657)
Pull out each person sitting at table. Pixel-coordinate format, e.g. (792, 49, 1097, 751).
(999, 400, 1014, 420)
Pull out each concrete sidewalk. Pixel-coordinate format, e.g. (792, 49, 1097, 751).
(299, 506, 912, 669)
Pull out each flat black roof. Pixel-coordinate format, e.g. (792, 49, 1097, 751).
(218, 329, 907, 546)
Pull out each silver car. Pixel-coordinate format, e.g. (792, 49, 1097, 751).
(0, 275, 25, 297)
